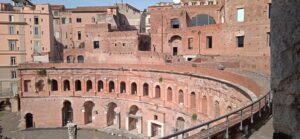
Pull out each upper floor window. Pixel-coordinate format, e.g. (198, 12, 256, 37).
(237, 36, 245, 48)
(206, 36, 212, 48)
(268, 3, 272, 19)
(62, 17, 66, 24)
(267, 32, 271, 47)
(93, 41, 100, 49)
(78, 31, 81, 40)
(76, 18, 82, 23)
(34, 27, 39, 35)
(69, 18, 72, 23)
(11, 56, 16, 66)
(91, 17, 96, 23)
(53, 11, 59, 16)
(188, 38, 193, 49)
(9, 40, 16, 51)
(9, 25, 14, 34)
(9, 15, 14, 22)
(34, 16, 39, 25)
(11, 70, 17, 79)
(237, 8, 244, 22)
(171, 18, 180, 28)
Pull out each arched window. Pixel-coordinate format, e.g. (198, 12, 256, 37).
(169, 35, 182, 56)
(25, 113, 33, 128)
(131, 82, 137, 95)
(109, 81, 115, 93)
(98, 80, 103, 92)
(171, 18, 180, 28)
(86, 80, 93, 92)
(77, 55, 84, 63)
(75, 80, 81, 91)
(128, 105, 139, 131)
(215, 101, 220, 118)
(167, 87, 172, 101)
(190, 92, 196, 108)
(178, 90, 184, 104)
(63, 80, 70, 91)
(120, 82, 126, 93)
(62, 101, 73, 126)
(155, 85, 161, 98)
(188, 14, 216, 27)
(35, 80, 44, 92)
(66, 56, 72, 63)
(51, 79, 58, 91)
(143, 83, 149, 96)
(202, 96, 207, 114)
(83, 101, 95, 124)
(176, 117, 185, 131)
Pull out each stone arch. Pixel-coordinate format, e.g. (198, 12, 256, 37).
(77, 55, 84, 63)
(86, 80, 93, 92)
(188, 14, 216, 27)
(190, 92, 196, 108)
(75, 80, 82, 91)
(167, 87, 173, 102)
(63, 80, 70, 91)
(202, 96, 207, 114)
(120, 81, 126, 93)
(155, 85, 161, 98)
(169, 35, 182, 56)
(62, 101, 73, 126)
(97, 80, 104, 92)
(107, 102, 119, 127)
(178, 89, 184, 104)
(128, 105, 140, 131)
(51, 79, 58, 91)
(83, 101, 95, 124)
(66, 55, 74, 63)
(143, 83, 149, 96)
(214, 100, 220, 118)
(0, 99, 11, 111)
(25, 113, 33, 128)
(109, 81, 115, 93)
(176, 117, 185, 131)
(131, 82, 137, 95)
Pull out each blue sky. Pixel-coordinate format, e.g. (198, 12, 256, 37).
(0, 0, 172, 10)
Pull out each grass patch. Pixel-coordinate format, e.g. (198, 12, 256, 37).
(0, 111, 6, 118)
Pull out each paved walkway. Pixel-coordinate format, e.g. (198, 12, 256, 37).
(0, 111, 145, 139)
(249, 118, 273, 139)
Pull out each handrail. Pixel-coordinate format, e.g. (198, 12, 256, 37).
(161, 91, 271, 139)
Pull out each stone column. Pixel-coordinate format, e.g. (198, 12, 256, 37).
(114, 107, 120, 129)
(67, 122, 77, 139)
(271, 1, 300, 138)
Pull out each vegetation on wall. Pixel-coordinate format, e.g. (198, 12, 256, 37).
(37, 69, 47, 77)
(192, 113, 198, 121)
(159, 77, 163, 82)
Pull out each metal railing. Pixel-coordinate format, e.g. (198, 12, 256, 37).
(161, 91, 272, 139)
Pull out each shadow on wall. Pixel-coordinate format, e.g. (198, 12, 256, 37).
(139, 35, 151, 51)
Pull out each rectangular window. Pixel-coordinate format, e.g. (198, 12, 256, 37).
(69, 18, 72, 23)
(24, 80, 31, 92)
(188, 38, 193, 49)
(62, 17, 66, 24)
(78, 31, 81, 40)
(9, 25, 14, 34)
(8, 40, 16, 51)
(267, 32, 271, 47)
(10, 56, 16, 66)
(268, 3, 272, 19)
(34, 41, 41, 53)
(206, 36, 212, 48)
(237, 8, 244, 22)
(34, 26, 39, 35)
(76, 18, 81, 23)
(11, 70, 17, 79)
(171, 19, 180, 28)
(93, 41, 100, 49)
(237, 36, 245, 48)
(53, 11, 59, 16)
(34, 16, 39, 25)
(9, 15, 14, 22)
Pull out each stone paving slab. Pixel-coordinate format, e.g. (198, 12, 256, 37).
(249, 118, 273, 139)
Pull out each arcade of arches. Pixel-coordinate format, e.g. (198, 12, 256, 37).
(19, 66, 259, 137)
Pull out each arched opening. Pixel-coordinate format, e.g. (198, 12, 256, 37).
(170, 35, 182, 56)
(83, 101, 94, 124)
(107, 102, 118, 127)
(171, 18, 180, 28)
(131, 82, 137, 95)
(120, 82, 126, 93)
(202, 96, 207, 114)
(98, 80, 103, 92)
(75, 80, 81, 91)
(62, 101, 73, 126)
(63, 80, 70, 91)
(143, 83, 149, 96)
(0, 99, 11, 111)
(35, 80, 44, 92)
(167, 87, 173, 102)
(214, 101, 220, 118)
(109, 81, 115, 93)
(176, 117, 185, 131)
(128, 105, 139, 131)
(66, 56, 74, 63)
(51, 79, 58, 91)
(155, 85, 161, 98)
(25, 113, 33, 128)
(178, 90, 184, 104)
(190, 92, 196, 108)
(188, 14, 216, 27)
(86, 80, 93, 92)
(77, 55, 84, 63)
